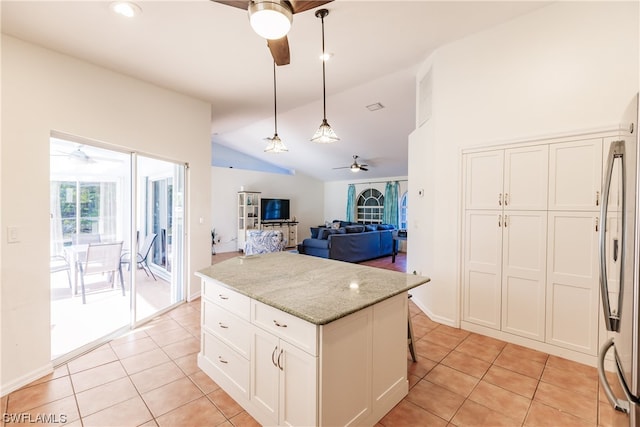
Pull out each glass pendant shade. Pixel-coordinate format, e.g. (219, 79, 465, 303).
(311, 9, 338, 143)
(311, 119, 339, 143)
(249, 1, 292, 40)
(264, 134, 288, 153)
(264, 62, 287, 153)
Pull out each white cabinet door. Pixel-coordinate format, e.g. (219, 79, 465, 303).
(548, 139, 603, 211)
(251, 326, 318, 427)
(503, 145, 549, 210)
(464, 150, 504, 210)
(501, 211, 547, 341)
(546, 211, 599, 354)
(463, 210, 503, 329)
(279, 341, 317, 427)
(251, 327, 279, 426)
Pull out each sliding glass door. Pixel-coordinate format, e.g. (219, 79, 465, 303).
(134, 156, 185, 322)
(50, 137, 132, 360)
(50, 137, 186, 361)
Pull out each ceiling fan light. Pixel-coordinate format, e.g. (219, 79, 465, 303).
(264, 134, 288, 153)
(109, 1, 141, 18)
(249, 1, 292, 40)
(311, 119, 339, 144)
(350, 165, 360, 172)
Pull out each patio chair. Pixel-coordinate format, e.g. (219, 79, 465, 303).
(76, 241, 124, 304)
(120, 233, 157, 281)
(50, 254, 72, 288)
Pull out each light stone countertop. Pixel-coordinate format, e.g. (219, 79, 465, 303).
(196, 251, 430, 325)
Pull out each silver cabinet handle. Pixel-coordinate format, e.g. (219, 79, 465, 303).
(498, 215, 502, 227)
(596, 191, 600, 206)
(273, 320, 287, 328)
(595, 217, 599, 232)
(218, 294, 229, 300)
(218, 356, 228, 364)
(271, 346, 278, 367)
(504, 193, 509, 206)
(277, 349, 284, 371)
(498, 193, 502, 206)
(504, 215, 508, 228)
(218, 322, 228, 329)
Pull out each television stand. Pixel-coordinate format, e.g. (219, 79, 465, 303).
(261, 221, 298, 248)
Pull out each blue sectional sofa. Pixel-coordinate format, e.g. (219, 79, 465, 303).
(298, 222, 395, 263)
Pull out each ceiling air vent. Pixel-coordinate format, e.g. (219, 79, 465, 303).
(365, 102, 385, 112)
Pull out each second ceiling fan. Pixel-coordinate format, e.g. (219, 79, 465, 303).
(212, 0, 333, 65)
(333, 155, 369, 172)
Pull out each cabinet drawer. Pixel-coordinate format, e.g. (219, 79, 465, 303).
(203, 332, 249, 398)
(252, 300, 318, 356)
(202, 279, 250, 321)
(203, 300, 251, 358)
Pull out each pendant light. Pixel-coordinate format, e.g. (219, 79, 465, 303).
(311, 8, 339, 144)
(264, 61, 288, 153)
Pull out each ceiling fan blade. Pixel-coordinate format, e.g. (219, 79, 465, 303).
(211, 0, 250, 10)
(289, 0, 333, 14)
(267, 36, 291, 66)
(359, 167, 368, 171)
(332, 166, 350, 170)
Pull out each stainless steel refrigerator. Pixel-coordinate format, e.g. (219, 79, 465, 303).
(598, 93, 640, 427)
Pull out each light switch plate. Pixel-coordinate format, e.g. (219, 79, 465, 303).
(7, 226, 19, 243)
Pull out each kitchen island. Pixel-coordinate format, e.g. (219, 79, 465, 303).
(196, 251, 429, 427)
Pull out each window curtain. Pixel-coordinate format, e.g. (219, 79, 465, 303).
(50, 182, 64, 255)
(346, 184, 356, 222)
(99, 182, 117, 241)
(383, 181, 400, 227)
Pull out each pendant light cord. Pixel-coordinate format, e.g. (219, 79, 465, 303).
(320, 13, 327, 120)
(273, 61, 278, 135)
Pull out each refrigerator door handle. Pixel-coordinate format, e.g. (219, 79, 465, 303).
(598, 338, 630, 413)
(599, 140, 626, 332)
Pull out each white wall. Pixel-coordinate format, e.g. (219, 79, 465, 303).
(211, 167, 325, 252)
(1, 36, 212, 394)
(324, 177, 408, 223)
(408, 2, 639, 326)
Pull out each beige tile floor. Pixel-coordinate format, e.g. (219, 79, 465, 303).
(2, 252, 629, 426)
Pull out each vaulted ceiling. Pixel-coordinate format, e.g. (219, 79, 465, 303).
(1, 1, 551, 181)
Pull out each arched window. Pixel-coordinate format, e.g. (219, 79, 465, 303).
(356, 188, 384, 224)
(400, 191, 408, 229)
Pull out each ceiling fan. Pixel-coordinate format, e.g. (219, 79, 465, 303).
(51, 145, 122, 164)
(212, 0, 333, 65)
(333, 155, 369, 172)
(51, 146, 96, 163)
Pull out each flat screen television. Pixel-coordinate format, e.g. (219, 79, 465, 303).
(261, 198, 290, 221)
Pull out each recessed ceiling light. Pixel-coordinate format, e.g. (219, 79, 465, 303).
(366, 102, 385, 112)
(110, 1, 141, 18)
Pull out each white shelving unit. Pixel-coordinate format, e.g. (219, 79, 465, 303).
(238, 191, 261, 251)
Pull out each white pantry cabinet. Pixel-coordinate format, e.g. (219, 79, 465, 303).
(464, 145, 548, 211)
(462, 210, 503, 330)
(462, 135, 610, 360)
(462, 209, 547, 340)
(546, 211, 600, 354)
(462, 145, 548, 340)
(548, 139, 602, 211)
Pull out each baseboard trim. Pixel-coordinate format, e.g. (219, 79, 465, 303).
(410, 298, 456, 328)
(1, 363, 53, 397)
